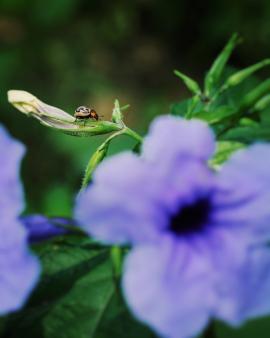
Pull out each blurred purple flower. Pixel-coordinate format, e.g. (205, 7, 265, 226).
(75, 115, 270, 338)
(21, 215, 74, 243)
(0, 125, 40, 315)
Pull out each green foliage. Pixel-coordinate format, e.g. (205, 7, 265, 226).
(222, 59, 270, 90)
(172, 35, 270, 147)
(216, 319, 270, 338)
(220, 124, 270, 143)
(238, 78, 270, 112)
(171, 99, 191, 117)
(174, 70, 201, 96)
(204, 33, 241, 95)
(3, 0, 270, 217)
(79, 102, 142, 189)
(82, 141, 109, 188)
(171, 98, 205, 118)
(210, 141, 244, 167)
(254, 94, 270, 111)
(1, 235, 155, 338)
(194, 106, 237, 124)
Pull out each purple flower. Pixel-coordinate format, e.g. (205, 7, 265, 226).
(0, 125, 40, 315)
(21, 215, 75, 243)
(75, 116, 270, 338)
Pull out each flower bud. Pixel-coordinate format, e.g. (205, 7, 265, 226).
(8, 90, 122, 137)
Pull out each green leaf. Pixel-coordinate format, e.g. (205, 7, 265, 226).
(82, 141, 109, 188)
(239, 117, 259, 127)
(238, 78, 270, 112)
(223, 59, 270, 90)
(194, 106, 236, 124)
(171, 99, 190, 117)
(0, 318, 6, 337)
(210, 141, 244, 167)
(171, 98, 205, 118)
(50, 120, 122, 137)
(254, 94, 270, 111)
(260, 106, 270, 125)
(204, 33, 241, 95)
(220, 124, 270, 143)
(186, 95, 202, 118)
(216, 317, 270, 338)
(174, 70, 201, 95)
(2, 236, 155, 338)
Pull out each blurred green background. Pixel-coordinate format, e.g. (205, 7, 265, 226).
(1, 0, 270, 219)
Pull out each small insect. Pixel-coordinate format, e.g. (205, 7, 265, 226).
(74, 106, 100, 121)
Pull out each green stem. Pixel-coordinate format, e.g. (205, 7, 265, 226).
(111, 246, 122, 278)
(123, 127, 143, 143)
(103, 129, 125, 144)
(101, 126, 143, 145)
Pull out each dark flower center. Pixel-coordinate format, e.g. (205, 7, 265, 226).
(169, 198, 211, 236)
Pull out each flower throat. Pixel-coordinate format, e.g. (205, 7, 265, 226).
(169, 198, 211, 235)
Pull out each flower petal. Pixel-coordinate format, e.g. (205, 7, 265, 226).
(21, 215, 73, 243)
(142, 115, 215, 164)
(122, 240, 216, 338)
(0, 218, 40, 315)
(75, 152, 168, 244)
(213, 143, 270, 243)
(75, 151, 214, 245)
(0, 125, 25, 218)
(75, 184, 166, 245)
(215, 247, 270, 326)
